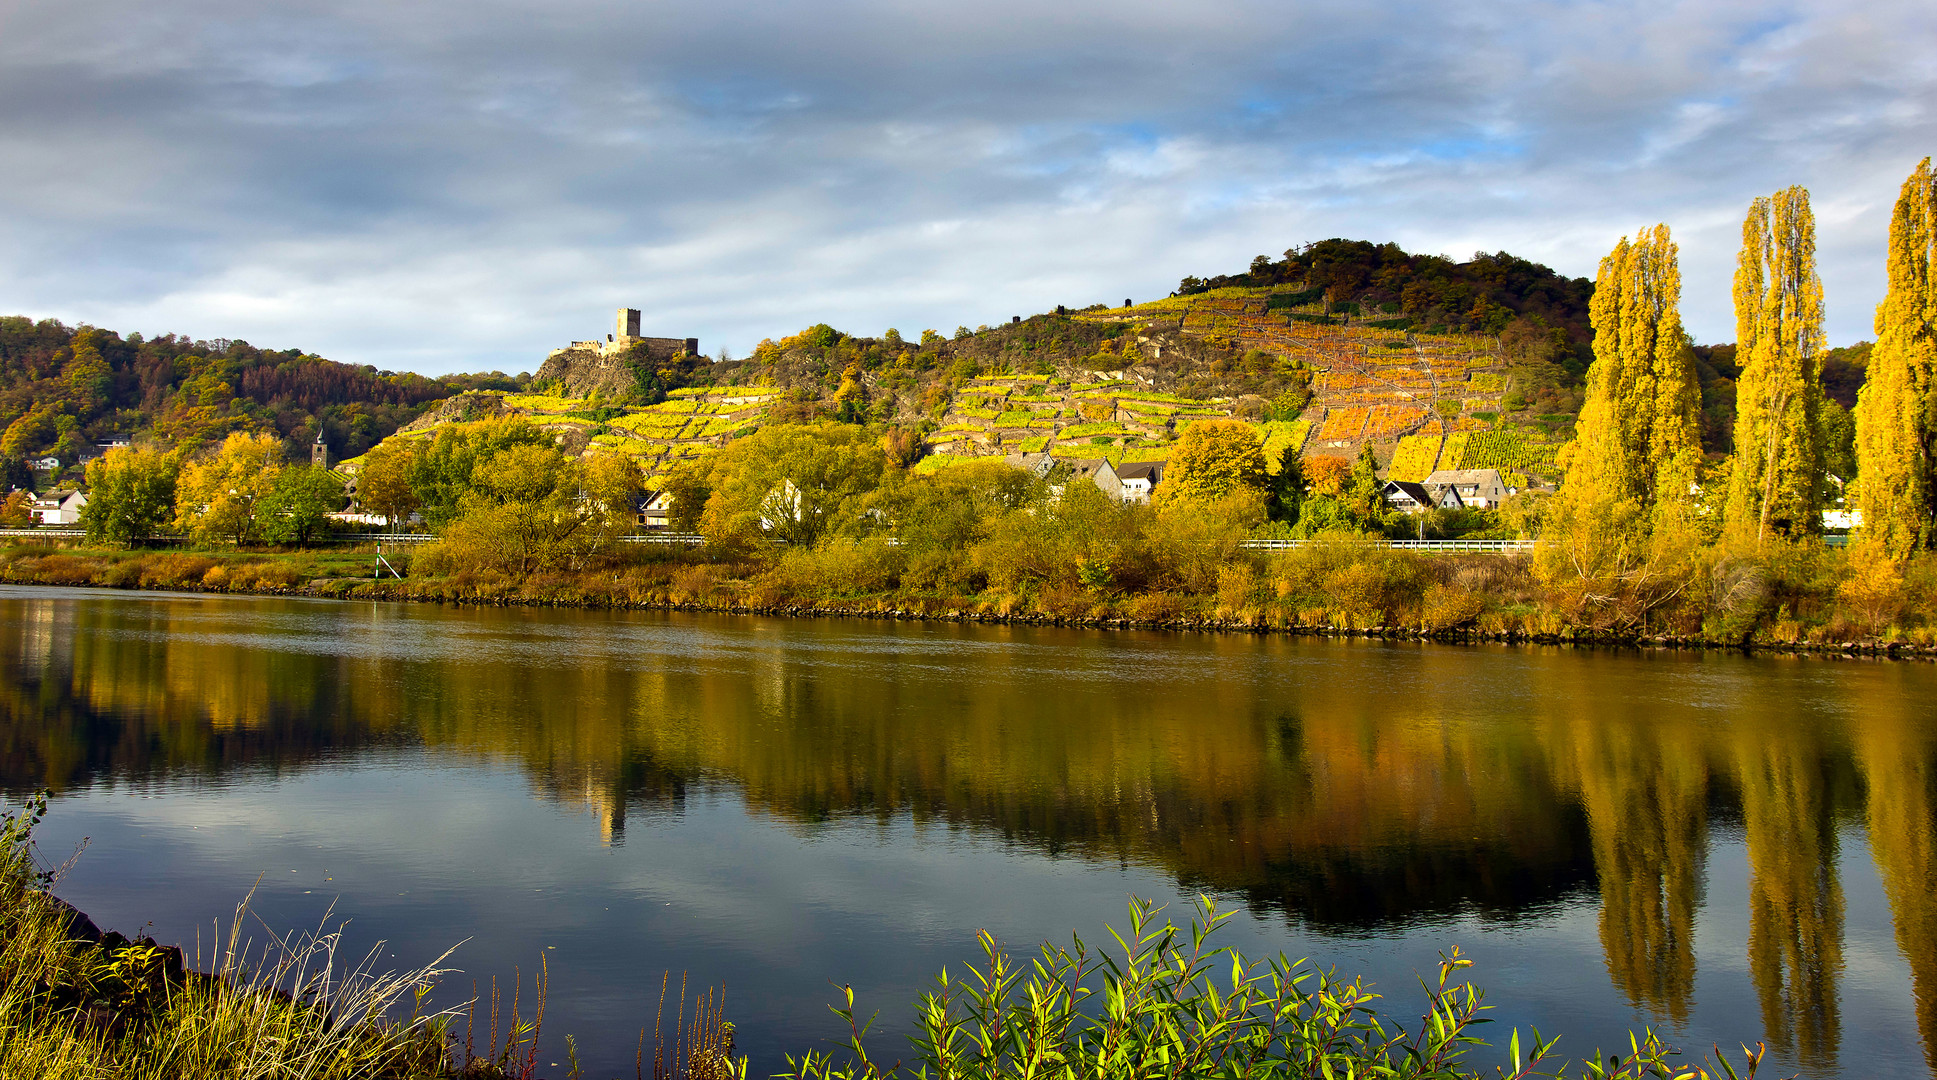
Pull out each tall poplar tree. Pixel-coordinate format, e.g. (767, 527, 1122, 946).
(1854, 158, 1937, 559)
(1725, 186, 1827, 543)
(1562, 225, 1701, 520)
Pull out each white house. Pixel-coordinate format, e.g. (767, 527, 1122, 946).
(1422, 468, 1515, 509)
(1381, 480, 1452, 513)
(33, 490, 87, 525)
(1115, 461, 1164, 504)
(637, 490, 673, 529)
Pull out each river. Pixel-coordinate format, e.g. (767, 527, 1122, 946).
(1, 584, 1932, 1077)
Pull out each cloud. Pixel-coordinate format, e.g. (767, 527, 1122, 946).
(0, 0, 1931, 371)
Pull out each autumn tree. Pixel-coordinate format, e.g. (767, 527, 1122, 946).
(1558, 225, 1700, 522)
(82, 445, 179, 546)
(408, 417, 554, 528)
(258, 465, 346, 547)
(358, 439, 423, 528)
(1540, 226, 1703, 617)
(433, 443, 640, 575)
(64, 329, 113, 408)
(0, 490, 32, 527)
(1854, 158, 1937, 558)
(1725, 187, 1827, 543)
(694, 422, 886, 547)
(175, 431, 286, 544)
(1164, 420, 1267, 505)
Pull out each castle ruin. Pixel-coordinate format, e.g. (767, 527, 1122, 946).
(549, 308, 698, 363)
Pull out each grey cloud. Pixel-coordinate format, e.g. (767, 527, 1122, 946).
(0, 0, 1931, 371)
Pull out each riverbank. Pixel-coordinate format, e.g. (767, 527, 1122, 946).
(2, 541, 1933, 659)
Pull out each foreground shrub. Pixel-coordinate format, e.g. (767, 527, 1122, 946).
(783, 898, 1773, 1080)
(0, 797, 457, 1079)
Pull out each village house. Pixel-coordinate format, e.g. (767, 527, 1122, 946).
(1003, 453, 1125, 500)
(33, 490, 88, 525)
(1381, 480, 1455, 514)
(636, 490, 673, 530)
(1422, 468, 1515, 509)
(1115, 461, 1164, 504)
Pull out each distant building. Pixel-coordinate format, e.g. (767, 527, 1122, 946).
(1382, 480, 1444, 514)
(1422, 468, 1515, 509)
(1115, 461, 1164, 504)
(33, 490, 87, 525)
(549, 308, 699, 362)
(311, 432, 329, 469)
(1003, 452, 1125, 500)
(636, 491, 672, 530)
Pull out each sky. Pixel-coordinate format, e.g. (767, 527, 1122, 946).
(0, 0, 1932, 376)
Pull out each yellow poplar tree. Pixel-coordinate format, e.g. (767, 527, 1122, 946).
(1853, 158, 1937, 558)
(1561, 225, 1701, 519)
(1725, 186, 1827, 543)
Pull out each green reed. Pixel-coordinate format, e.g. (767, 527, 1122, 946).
(780, 897, 1774, 1080)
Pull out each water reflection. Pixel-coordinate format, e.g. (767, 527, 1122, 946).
(1, 587, 1934, 1075)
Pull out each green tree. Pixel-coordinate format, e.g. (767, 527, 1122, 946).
(1164, 420, 1267, 505)
(1854, 158, 1937, 559)
(434, 444, 642, 574)
(1347, 442, 1386, 521)
(696, 422, 886, 547)
(408, 417, 554, 528)
(258, 466, 345, 547)
(662, 467, 711, 534)
(1725, 187, 1827, 543)
(81, 446, 179, 546)
(174, 431, 286, 545)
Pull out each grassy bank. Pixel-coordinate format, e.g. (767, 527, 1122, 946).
(3, 538, 1936, 657)
(1, 800, 1772, 1080)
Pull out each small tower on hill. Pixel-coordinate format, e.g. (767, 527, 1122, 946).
(311, 431, 328, 469)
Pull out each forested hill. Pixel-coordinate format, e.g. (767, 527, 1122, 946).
(0, 316, 526, 480)
(1179, 239, 1595, 356)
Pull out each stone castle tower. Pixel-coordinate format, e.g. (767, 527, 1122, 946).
(547, 308, 698, 361)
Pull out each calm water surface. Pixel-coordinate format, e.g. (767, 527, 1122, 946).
(2, 585, 1934, 1078)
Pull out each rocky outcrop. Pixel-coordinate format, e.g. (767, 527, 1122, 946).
(396, 391, 512, 433)
(536, 336, 697, 398)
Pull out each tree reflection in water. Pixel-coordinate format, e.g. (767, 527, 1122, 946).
(0, 589, 1932, 1074)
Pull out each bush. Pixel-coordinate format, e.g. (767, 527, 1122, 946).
(670, 564, 720, 603)
(27, 555, 101, 586)
(781, 897, 1772, 1080)
(769, 538, 902, 600)
(137, 554, 217, 589)
(1126, 592, 1185, 621)
(1419, 584, 1484, 632)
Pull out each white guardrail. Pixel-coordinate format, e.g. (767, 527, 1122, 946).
(0, 528, 1532, 552)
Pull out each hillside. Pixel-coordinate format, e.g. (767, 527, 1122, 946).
(13, 240, 1601, 495)
(0, 316, 527, 486)
(362, 246, 1576, 492)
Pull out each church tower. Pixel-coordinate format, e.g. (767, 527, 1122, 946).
(311, 431, 328, 469)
